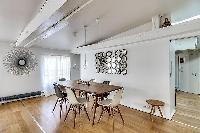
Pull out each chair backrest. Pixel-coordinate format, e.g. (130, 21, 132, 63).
(89, 79, 95, 82)
(53, 84, 64, 98)
(103, 81, 110, 85)
(110, 89, 123, 107)
(59, 78, 66, 81)
(66, 89, 79, 105)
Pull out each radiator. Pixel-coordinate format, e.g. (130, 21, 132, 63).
(0, 91, 42, 104)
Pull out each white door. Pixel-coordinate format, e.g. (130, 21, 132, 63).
(189, 51, 199, 94)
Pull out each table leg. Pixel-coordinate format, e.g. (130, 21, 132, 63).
(92, 95, 98, 125)
(85, 92, 89, 101)
(78, 90, 81, 97)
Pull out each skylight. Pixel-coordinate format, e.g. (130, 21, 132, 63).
(172, 14, 200, 25)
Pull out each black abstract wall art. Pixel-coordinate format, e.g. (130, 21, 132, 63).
(3, 47, 38, 75)
(95, 49, 127, 75)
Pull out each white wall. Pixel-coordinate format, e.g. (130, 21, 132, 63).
(74, 18, 200, 120)
(0, 43, 80, 97)
(81, 38, 172, 119)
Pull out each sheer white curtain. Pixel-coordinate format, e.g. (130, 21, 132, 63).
(42, 55, 71, 96)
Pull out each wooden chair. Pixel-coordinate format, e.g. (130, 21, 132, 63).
(52, 83, 68, 118)
(102, 81, 111, 98)
(97, 89, 124, 131)
(64, 88, 90, 128)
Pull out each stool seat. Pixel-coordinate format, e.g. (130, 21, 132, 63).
(146, 99, 165, 106)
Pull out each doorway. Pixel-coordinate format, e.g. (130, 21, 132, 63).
(170, 36, 200, 95)
(175, 49, 200, 94)
(170, 36, 200, 129)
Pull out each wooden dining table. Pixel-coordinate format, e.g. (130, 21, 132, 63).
(57, 80, 122, 125)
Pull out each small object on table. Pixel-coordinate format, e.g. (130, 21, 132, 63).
(146, 99, 165, 121)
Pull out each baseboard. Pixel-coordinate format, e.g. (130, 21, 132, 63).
(0, 91, 42, 104)
(170, 109, 176, 120)
(176, 90, 200, 95)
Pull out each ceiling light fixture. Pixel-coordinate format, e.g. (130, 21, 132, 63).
(84, 25, 87, 45)
(83, 25, 88, 69)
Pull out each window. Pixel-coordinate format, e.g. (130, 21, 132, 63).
(42, 55, 71, 96)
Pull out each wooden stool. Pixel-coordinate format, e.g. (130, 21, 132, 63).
(146, 99, 165, 121)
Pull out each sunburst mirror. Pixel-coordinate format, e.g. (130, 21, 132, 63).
(3, 47, 38, 75)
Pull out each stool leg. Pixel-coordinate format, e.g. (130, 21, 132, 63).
(158, 106, 163, 118)
(149, 106, 153, 120)
(151, 106, 155, 122)
(153, 106, 155, 114)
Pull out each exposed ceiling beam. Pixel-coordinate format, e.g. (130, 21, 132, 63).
(18, 0, 95, 48)
(15, 0, 68, 47)
(24, 0, 94, 47)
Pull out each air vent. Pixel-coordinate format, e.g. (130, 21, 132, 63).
(0, 91, 42, 104)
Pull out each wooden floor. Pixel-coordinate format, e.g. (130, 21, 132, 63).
(0, 92, 200, 133)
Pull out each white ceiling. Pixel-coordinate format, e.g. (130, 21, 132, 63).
(34, 27, 75, 50)
(34, 0, 184, 50)
(0, 0, 42, 43)
(0, 0, 184, 50)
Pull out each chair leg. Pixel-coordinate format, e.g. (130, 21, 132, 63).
(52, 98, 59, 112)
(83, 105, 90, 121)
(85, 92, 89, 101)
(78, 105, 81, 115)
(91, 99, 95, 110)
(64, 104, 72, 121)
(73, 106, 77, 128)
(60, 100, 63, 119)
(108, 107, 112, 119)
(98, 106, 104, 123)
(63, 98, 68, 111)
(116, 106, 124, 125)
(111, 108, 115, 131)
